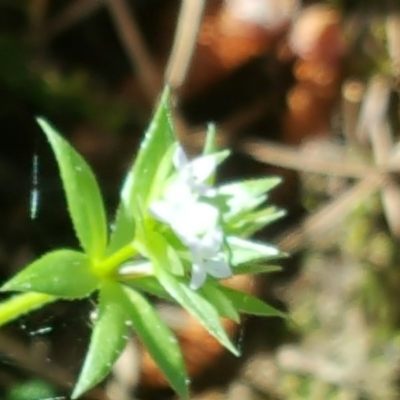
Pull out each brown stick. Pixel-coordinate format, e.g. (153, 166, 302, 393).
(47, 0, 102, 38)
(165, 0, 206, 89)
(107, 0, 161, 103)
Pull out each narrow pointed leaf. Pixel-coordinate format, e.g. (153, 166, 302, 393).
(106, 173, 136, 255)
(233, 207, 286, 237)
(0, 292, 56, 328)
(165, 244, 185, 276)
(145, 231, 239, 355)
(129, 87, 175, 207)
(186, 150, 230, 176)
(122, 286, 189, 399)
(108, 87, 175, 252)
(233, 264, 281, 275)
(199, 283, 240, 322)
(203, 123, 217, 155)
(1, 250, 98, 298)
(220, 287, 286, 318)
(72, 282, 129, 399)
(228, 237, 283, 266)
(147, 143, 177, 205)
(158, 271, 239, 355)
(123, 276, 172, 300)
(202, 124, 219, 186)
(36, 118, 107, 259)
(218, 177, 281, 220)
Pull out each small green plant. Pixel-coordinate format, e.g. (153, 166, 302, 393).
(0, 87, 285, 399)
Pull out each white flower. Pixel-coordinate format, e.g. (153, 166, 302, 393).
(150, 200, 217, 242)
(168, 146, 217, 197)
(188, 227, 231, 290)
(149, 146, 232, 289)
(150, 199, 231, 289)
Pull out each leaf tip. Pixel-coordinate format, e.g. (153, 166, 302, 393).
(71, 385, 83, 400)
(232, 345, 241, 357)
(71, 371, 98, 400)
(35, 116, 48, 130)
(0, 279, 20, 293)
(0, 283, 10, 292)
(161, 84, 171, 99)
(35, 117, 55, 140)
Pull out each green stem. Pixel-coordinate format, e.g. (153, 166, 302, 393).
(95, 244, 137, 276)
(0, 292, 56, 328)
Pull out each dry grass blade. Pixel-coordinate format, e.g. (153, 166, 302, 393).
(241, 74, 400, 251)
(46, 0, 102, 38)
(165, 0, 206, 89)
(357, 75, 400, 238)
(355, 76, 391, 144)
(275, 173, 390, 253)
(341, 79, 365, 147)
(386, 10, 400, 79)
(107, 0, 161, 103)
(242, 139, 385, 178)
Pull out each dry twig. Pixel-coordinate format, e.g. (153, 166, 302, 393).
(46, 0, 102, 38)
(106, 0, 161, 103)
(165, 0, 206, 89)
(357, 76, 400, 238)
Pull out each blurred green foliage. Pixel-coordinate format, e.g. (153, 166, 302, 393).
(5, 379, 57, 400)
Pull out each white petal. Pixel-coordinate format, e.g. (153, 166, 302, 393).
(204, 256, 232, 279)
(190, 257, 207, 290)
(183, 156, 217, 187)
(148, 201, 176, 224)
(191, 227, 223, 257)
(174, 202, 219, 236)
(164, 177, 194, 203)
(173, 146, 189, 169)
(191, 203, 219, 231)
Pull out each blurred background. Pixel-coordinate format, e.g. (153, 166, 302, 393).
(1, 0, 400, 399)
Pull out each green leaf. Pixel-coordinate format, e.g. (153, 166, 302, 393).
(133, 231, 184, 277)
(122, 286, 189, 399)
(199, 283, 240, 322)
(233, 264, 282, 275)
(123, 276, 172, 300)
(158, 271, 238, 355)
(130, 87, 175, 206)
(106, 173, 136, 255)
(220, 287, 286, 318)
(1, 250, 98, 298)
(228, 237, 283, 265)
(202, 124, 219, 186)
(36, 118, 107, 260)
(72, 282, 129, 399)
(108, 87, 175, 253)
(203, 123, 217, 155)
(147, 143, 177, 204)
(0, 293, 57, 328)
(218, 178, 281, 221)
(166, 243, 185, 276)
(229, 206, 285, 237)
(146, 231, 238, 355)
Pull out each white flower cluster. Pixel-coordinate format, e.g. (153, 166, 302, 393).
(149, 146, 231, 289)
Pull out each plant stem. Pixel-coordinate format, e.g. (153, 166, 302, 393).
(0, 292, 56, 328)
(95, 244, 137, 276)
